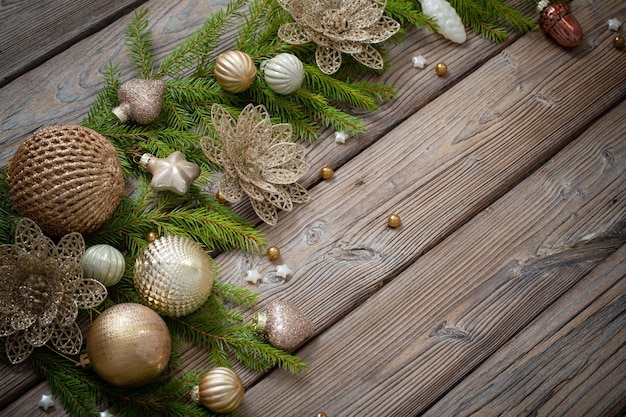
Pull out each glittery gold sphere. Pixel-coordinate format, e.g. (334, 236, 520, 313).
(320, 165, 334, 180)
(86, 303, 171, 388)
(8, 124, 124, 236)
(134, 235, 214, 317)
(145, 231, 159, 243)
(196, 367, 245, 413)
(266, 245, 281, 261)
(387, 214, 401, 228)
(435, 62, 448, 76)
(614, 34, 625, 49)
(214, 51, 257, 93)
(254, 300, 313, 351)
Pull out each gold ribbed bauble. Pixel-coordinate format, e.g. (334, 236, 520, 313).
(214, 50, 257, 93)
(8, 124, 124, 236)
(195, 367, 245, 413)
(86, 303, 171, 388)
(134, 235, 214, 317)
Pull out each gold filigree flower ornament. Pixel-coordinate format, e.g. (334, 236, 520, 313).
(0, 218, 107, 364)
(277, 0, 400, 74)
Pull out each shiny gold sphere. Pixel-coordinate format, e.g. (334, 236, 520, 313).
(435, 62, 448, 76)
(145, 231, 159, 243)
(197, 367, 245, 413)
(614, 34, 625, 49)
(86, 303, 171, 388)
(214, 50, 257, 93)
(266, 245, 281, 261)
(320, 165, 334, 180)
(315, 413, 329, 417)
(387, 214, 401, 228)
(216, 191, 227, 204)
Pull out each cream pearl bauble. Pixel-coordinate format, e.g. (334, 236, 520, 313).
(263, 53, 305, 94)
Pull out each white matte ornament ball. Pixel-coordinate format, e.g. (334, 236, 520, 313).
(81, 244, 126, 286)
(214, 50, 257, 93)
(134, 235, 214, 317)
(263, 53, 305, 94)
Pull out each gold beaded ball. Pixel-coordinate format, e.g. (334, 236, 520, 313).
(614, 34, 625, 49)
(266, 245, 281, 261)
(86, 303, 171, 388)
(214, 50, 257, 93)
(435, 62, 448, 76)
(387, 214, 401, 228)
(196, 367, 245, 413)
(320, 165, 334, 180)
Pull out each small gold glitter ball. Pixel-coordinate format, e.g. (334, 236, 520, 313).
(320, 165, 334, 180)
(145, 231, 159, 243)
(266, 245, 281, 261)
(614, 34, 625, 49)
(387, 214, 401, 228)
(435, 62, 448, 76)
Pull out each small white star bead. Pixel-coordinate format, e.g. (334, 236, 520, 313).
(276, 264, 293, 279)
(38, 394, 55, 411)
(334, 131, 348, 144)
(246, 269, 263, 284)
(412, 55, 427, 69)
(608, 18, 622, 31)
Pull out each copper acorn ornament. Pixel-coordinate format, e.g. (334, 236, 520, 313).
(86, 303, 171, 388)
(263, 53, 305, 94)
(539, 2, 583, 48)
(8, 124, 124, 236)
(81, 244, 126, 287)
(193, 367, 245, 413)
(253, 300, 313, 351)
(214, 51, 257, 93)
(134, 235, 214, 317)
(112, 78, 165, 125)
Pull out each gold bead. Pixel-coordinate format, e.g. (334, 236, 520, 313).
(614, 34, 625, 49)
(266, 245, 281, 261)
(387, 214, 401, 228)
(320, 165, 334, 180)
(435, 62, 448, 76)
(145, 231, 159, 243)
(315, 413, 328, 417)
(216, 191, 227, 204)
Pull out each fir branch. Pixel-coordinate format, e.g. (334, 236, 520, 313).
(294, 89, 367, 137)
(0, 168, 19, 244)
(125, 8, 156, 79)
(386, 0, 438, 30)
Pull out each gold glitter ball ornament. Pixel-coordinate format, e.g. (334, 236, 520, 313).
(193, 367, 245, 413)
(81, 244, 126, 287)
(266, 245, 281, 261)
(387, 213, 401, 228)
(320, 165, 334, 180)
(214, 51, 257, 93)
(8, 124, 124, 237)
(253, 300, 313, 351)
(86, 303, 171, 388)
(112, 78, 165, 125)
(435, 62, 448, 76)
(134, 235, 214, 317)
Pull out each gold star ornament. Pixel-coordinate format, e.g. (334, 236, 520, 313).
(0, 218, 107, 364)
(201, 103, 310, 226)
(277, 0, 400, 74)
(139, 151, 201, 195)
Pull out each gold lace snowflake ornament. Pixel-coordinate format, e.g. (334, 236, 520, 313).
(277, 0, 400, 74)
(202, 103, 310, 226)
(0, 218, 107, 364)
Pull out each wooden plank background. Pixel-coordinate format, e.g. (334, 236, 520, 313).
(0, 0, 624, 415)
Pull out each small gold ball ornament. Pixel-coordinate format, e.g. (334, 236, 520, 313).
(214, 50, 257, 93)
(387, 214, 401, 228)
(266, 245, 281, 261)
(435, 62, 448, 76)
(614, 34, 625, 49)
(316, 413, 329, 417)
(194, 367, 245, 414)
(86, 303, 171, 388)
(320, 165, 334, 180)
(145, 231, 159, 243)
(216, 191, 227, 204)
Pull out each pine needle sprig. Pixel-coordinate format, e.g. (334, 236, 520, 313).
(125, 8, 155, 79)
(386, 0, 438, 30)
(294, 89, 367, 137)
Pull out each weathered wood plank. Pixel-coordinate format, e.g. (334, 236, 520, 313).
(423, 244, 626, 417)
(234, 94, 626, 416)
(0, 0, 149, 87)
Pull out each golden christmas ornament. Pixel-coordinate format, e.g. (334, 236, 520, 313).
(266, 245, 281, 261)
(8, 124, 124, 236)
(614, 34, 625, 49)
(112, 78, 165, 125)
(387, 213, 401, 228)
(214, 50, 257, 93)
(216, 191, 227, 204)
(435, 62, 448, 76)
(277, 0, 400, 74)
(86, 303, 171, 388)
(263, 53, 305, 94)
(139, 151, 201, 195)
(253, 300, 313, 351)
(145, 231, 159, 243)
(320, 165, 334, 180)
(193, 367, 245, 413)
(81, 244, 126, 287)
(134, 235, 214, 317)
(201, 103, 310, 226)
(0, 218, 107, 364)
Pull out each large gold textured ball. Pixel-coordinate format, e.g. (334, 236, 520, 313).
(197, 367, 245, 413)
(134, 235, 214, 317)
(214, 50, 257, 93)
(86, 303, 171, 388)
(8, 125, 124, 236)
